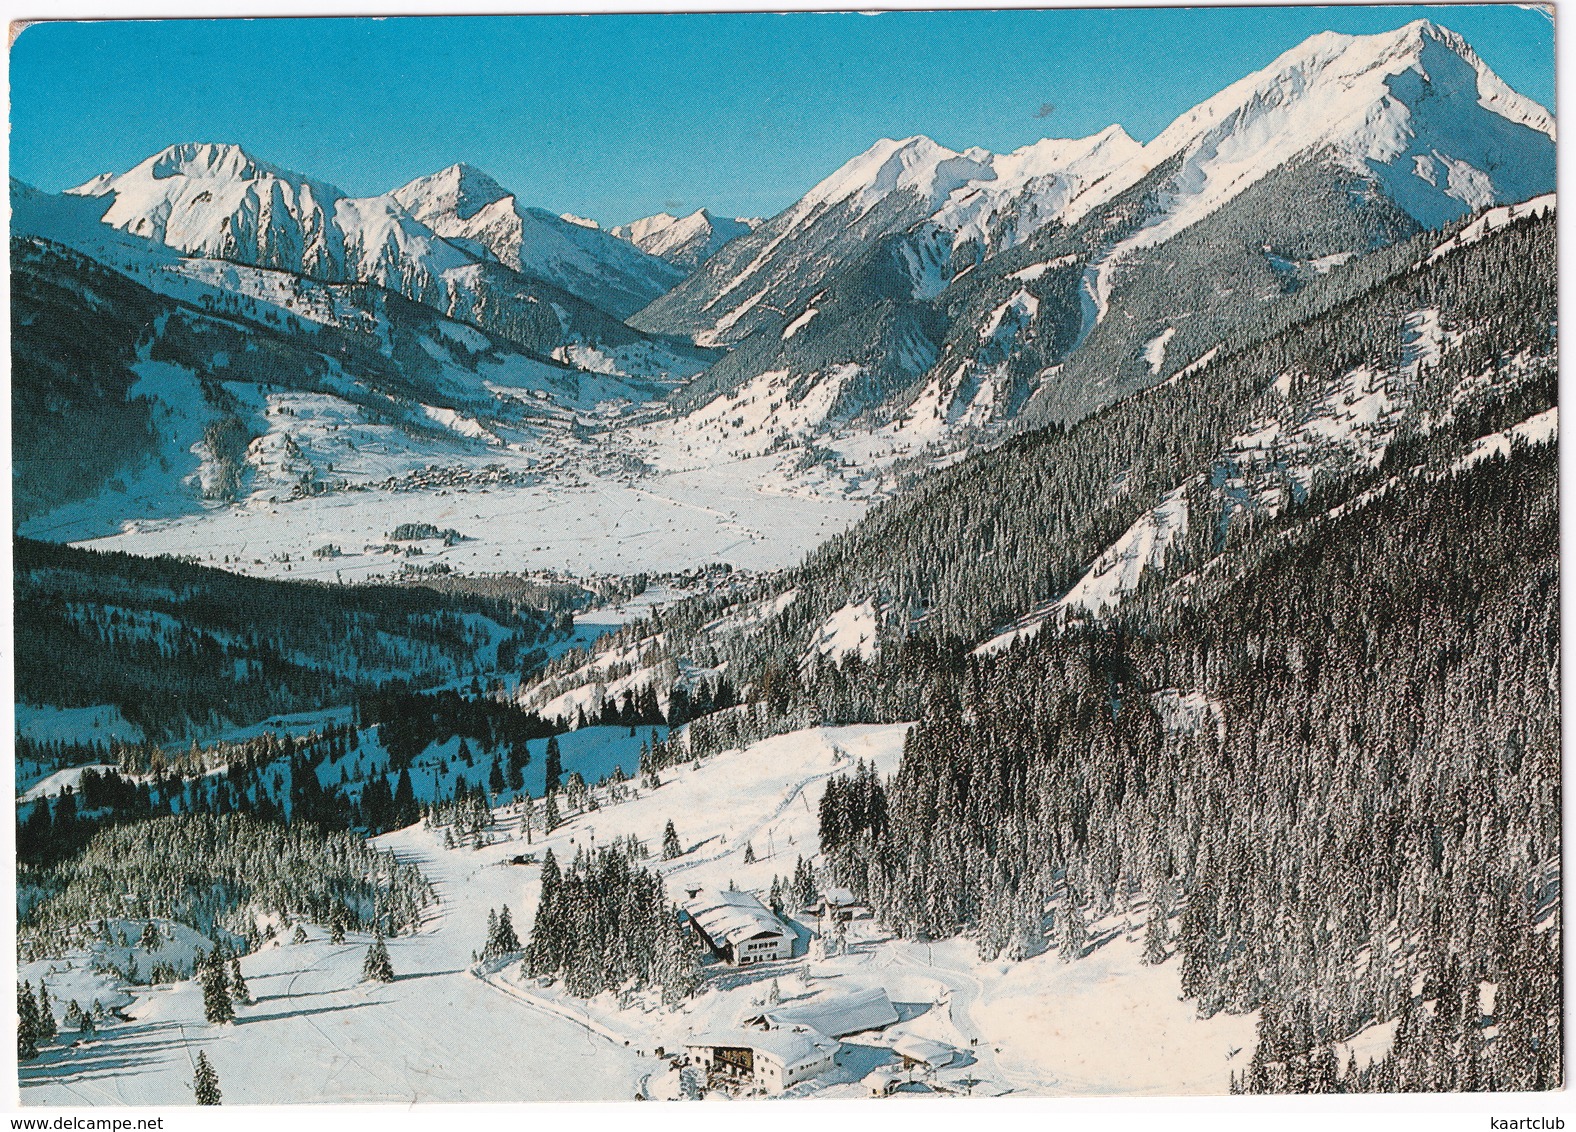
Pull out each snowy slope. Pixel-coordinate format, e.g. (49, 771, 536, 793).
(20, 721, 1257, 1102)
(928, 125, 1142, 256)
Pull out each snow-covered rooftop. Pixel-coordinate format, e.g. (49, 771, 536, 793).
(682, 888, 787, 949)
(685, 1026, 838, 1070)
(752, 986, 898, 1038)
(891, 1032, 958, 1069)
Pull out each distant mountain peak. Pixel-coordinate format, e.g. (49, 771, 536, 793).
(392, 163, 513, 222)
(611, 207, 754, 271)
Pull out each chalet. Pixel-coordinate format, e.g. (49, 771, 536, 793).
(810, 886, 864, 922)
(684, 1026, 838, 1094)
(682, 889, 792, 966)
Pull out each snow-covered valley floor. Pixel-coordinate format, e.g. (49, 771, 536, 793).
(20, 724, 1259, 1104)
(21, 406, 871, 583)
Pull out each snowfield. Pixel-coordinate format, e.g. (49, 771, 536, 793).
(38, 433, 868, 583)
(21, 723, 1264, 1103)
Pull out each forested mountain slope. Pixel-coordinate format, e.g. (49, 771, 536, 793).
(525, 196, 1554, 721)
(14, 538, 561, 742)
(529, 195, 1561, 1090)
(827, 441, 1560, 1090)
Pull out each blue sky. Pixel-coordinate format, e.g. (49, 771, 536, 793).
(10, 5, 1555, 225)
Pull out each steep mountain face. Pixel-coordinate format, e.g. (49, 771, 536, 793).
(390, 164, 685, 318)
(52, 148, 712, 384)
(611, 209, 758, 271)
(646, 20, 1554, 447)
(631, 135, 1009, 346)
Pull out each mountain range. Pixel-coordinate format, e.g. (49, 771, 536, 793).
(638, 19, 1554, 436)
(10, 18, 1556, 533)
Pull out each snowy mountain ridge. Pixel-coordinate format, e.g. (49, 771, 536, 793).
(391, 163, 686, 318)
(1062, 18, 1558, 320)
(68, 146, 686, 321)
(637, 17, 1553, 457)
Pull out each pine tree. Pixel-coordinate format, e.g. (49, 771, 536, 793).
(1057, 896, 1088, 963)
(393, 768, 417, 827)
(544, 792, 561, 833)
(362, 932, 395, 983)
(228, 957, 250, 1005)
(193, 1051, 222, 1105)
(1143, 902, 1170, 966)
(17, 982, 39, 1061)
(201, 953, 234, 1024)
(544, 735, 563, 795)
(662, 820, 682, 860)
(140, 920, 161, 950)
(495, 905, 521, 954)
(329, 916, 346, 945)
(35, 984, 56, 1044)
(291, 924, 308, 945)
(743, 841, 757, 864)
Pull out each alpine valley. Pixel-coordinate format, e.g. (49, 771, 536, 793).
(13, 17, 1560, 1105)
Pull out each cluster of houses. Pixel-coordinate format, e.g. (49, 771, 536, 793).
(676, 886, 962, 1097)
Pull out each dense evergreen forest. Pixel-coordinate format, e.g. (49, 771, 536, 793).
(19, 814, 433, 961)
(816, 445, 1559, 1090)
(15, 538, 562, 742)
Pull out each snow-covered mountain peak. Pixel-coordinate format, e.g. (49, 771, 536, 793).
(796, 135, 995, 220)
(391, 162, 513, 223)
(991, 124, 1141, 183)
(65, 171, 115, 197)
(63, 143, 292, 198)
(144, 142, 286, 185)
(59, 142, 359, 280)
(926, 124, 1143, 254)
(1063, 20, 1556, 239)
(69, 142, 330, 200)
